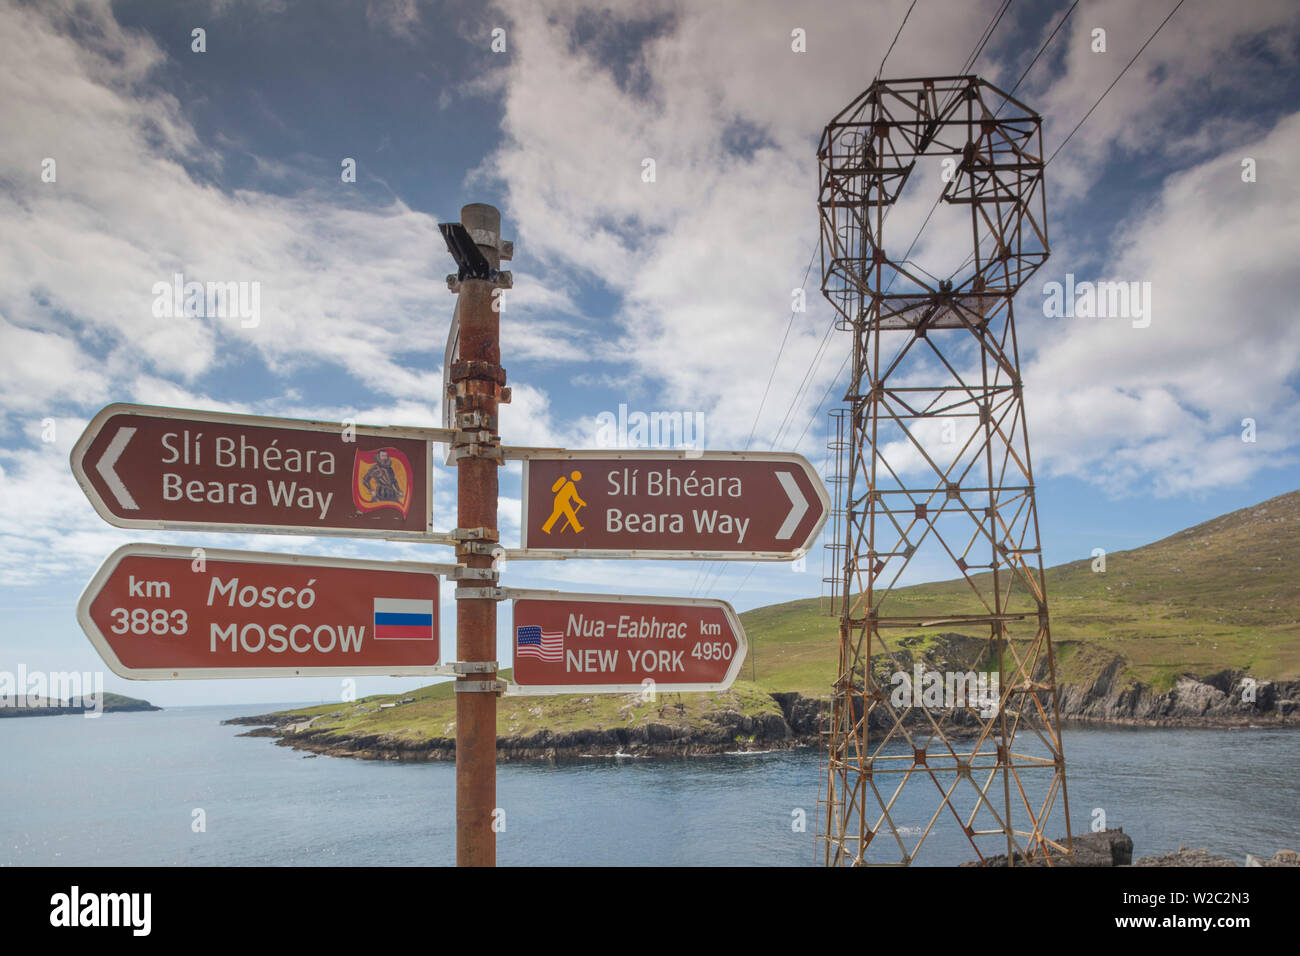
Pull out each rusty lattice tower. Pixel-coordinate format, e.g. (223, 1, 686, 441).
(816, 76, 1072, 866)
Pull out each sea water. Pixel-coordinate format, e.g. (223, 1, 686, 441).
(0, 706, 1294, 866)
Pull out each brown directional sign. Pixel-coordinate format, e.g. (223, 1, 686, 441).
(71, 404, 441, 539)
(77, 544, 454, 679)
(509, 591, 746, 695)
(517, 450, 830, 559)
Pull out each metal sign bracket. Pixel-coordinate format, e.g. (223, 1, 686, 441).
(454, 587, 507, 601)
(453, 680, 506, 694)
(452, 661, 499, 675)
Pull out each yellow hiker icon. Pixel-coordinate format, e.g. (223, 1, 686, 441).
(542, 470, 587, 535)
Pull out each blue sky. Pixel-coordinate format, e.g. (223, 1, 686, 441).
(2, 0, 1298, 706)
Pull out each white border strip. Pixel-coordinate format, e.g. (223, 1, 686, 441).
(76, 543, 458, 680)
(502, 589, 748, 696)
(442, 298, 461, 466)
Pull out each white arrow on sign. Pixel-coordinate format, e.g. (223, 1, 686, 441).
(775, 470, 808, 540)
(96, 426, 139, 510)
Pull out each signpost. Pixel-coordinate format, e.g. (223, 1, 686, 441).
(78, 544, 453, 679)
(515, 450, 830, 560)
(68, 202, 833, 867)
(71, 404, 451, 540)
(508, 591, 746, 695)
(442, 204, 513, 868)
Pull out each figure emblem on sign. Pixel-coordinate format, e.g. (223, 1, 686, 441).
(352, 447, 413, 517)
(542, 470, 586, 535)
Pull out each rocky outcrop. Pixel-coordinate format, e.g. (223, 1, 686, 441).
(228, 657, 1299, 763)
(1134, 847, 1300, 867)
(772, 692, 825, 736)
(764, 664, 1300, 741)
(226, 711, 311, 728)
(1129, 847, 1298, 866)
(0, 694, 161, 717)
(1057, 659, 1300, 727)
(1247, 850, 1300, 867)
(1075, 829, 1134, 867)
(0, 703, 96, 718)
(1132, 847, 1240, 867)
(233, 707, 801, 762)
(959, 829, 1133, 867)
(104, 698, 163, 712)
(963, 832, 1300, 867)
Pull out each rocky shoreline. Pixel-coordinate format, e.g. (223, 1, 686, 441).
(226, 707, 810, 761)
(0, 695, 161, 718)
(1057, 661, 1300, 727)
(226, 668, 1298, 763)
(961, 829, 1300, 867)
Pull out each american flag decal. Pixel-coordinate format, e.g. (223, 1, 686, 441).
(516, 624, 563, 662)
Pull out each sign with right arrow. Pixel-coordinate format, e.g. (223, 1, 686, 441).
(517, 450, 830, 560)
(508, 590, 747, 695)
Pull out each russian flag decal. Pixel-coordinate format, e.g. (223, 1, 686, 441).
(373, 597, 435, 640)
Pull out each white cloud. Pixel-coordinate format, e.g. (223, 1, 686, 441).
(484, 0, 1300, 495)
(0, 0, 497, 418)
(1031, 0, 1300, 197)
(2, 0, 1298, 598)
(484, 0, 996, 454)
(1026, 111, 1300, 494)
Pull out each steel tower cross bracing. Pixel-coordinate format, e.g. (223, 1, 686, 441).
(816, 76, 1073, 866)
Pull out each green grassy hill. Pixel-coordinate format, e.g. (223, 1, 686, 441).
(244, 489, 1298, 747)
(741, 489, 1300, 696)
(237, 667, 786, 753)
(0, 690, 159, 716)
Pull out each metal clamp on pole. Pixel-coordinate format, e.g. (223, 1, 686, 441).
(453, 661, 499, 675)
(454, 526, 503, 559)
(448, 444, 505, 464)
(454, 587, 507, 601)
(448, 380, 512, 409)
(449, 360, 508, 388)
(457, 540, 502, 557)
(445, 272, 512, 294)
(450, 565, 498, 581)
(456, 410, 497, 431)
(454, 680, 506, 694)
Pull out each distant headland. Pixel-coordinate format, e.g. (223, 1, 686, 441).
(0, 692, 161, 718)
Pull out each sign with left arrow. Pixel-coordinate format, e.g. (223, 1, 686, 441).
(78, 544, 455, 679)
(71, 404, 448, 539)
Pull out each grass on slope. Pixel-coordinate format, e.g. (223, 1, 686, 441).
(739, 490, 1300, 696)
(268, 669, 784, 745)
(261, 491, 1299, 735)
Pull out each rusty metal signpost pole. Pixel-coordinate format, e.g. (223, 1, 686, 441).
(443, 204, 512, 867)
